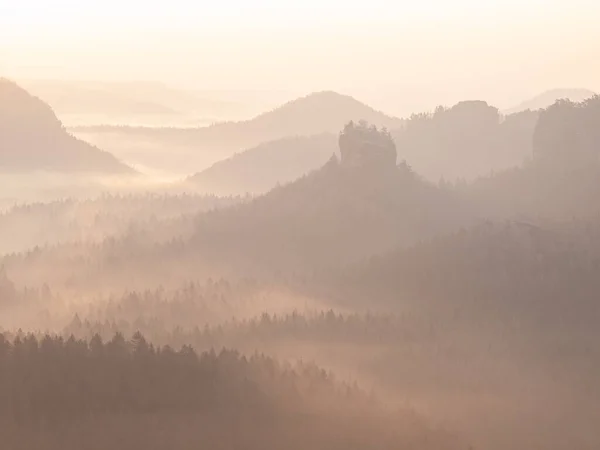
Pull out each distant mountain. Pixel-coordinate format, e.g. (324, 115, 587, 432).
(22, 80, 178, 115)
(71, 91, 404, 175)
(187, 134, 338, 195)
(237, 90, 403, 136)
(0, 79, 134, 174)
(20, 79, 239, 127)
(504, 88, 596, 114)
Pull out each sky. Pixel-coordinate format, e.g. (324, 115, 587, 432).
(1, 0, 599, 114)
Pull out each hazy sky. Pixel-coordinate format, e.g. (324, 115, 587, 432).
(1, 0, 599, 114)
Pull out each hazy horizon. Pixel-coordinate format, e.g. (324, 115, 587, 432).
(2, 1, 600, 116)
(1, 3, 600, 449)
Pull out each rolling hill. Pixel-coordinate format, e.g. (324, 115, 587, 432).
(185, 123, 470, 274)
(2, 124, 473, 292)
(187, 134, 338, 195)
(0, 79, 134, 174)
(71, 91, 404, 175)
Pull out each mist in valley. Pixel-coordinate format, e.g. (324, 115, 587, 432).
(2, 2, 600, 450)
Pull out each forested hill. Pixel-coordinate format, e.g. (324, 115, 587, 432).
(392, 100, 538, 181)
(188, 122, 472, 274)
(70, 91, 403, 173)
(0, 332, 463, 450)
(1, 123, 474, 292)
(187, 134, 338, 195)
(467, 95, 600, 220)
(327, 220, 600, 320)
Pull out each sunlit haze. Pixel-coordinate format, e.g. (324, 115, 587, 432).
(1, 3, 600, 450)
(2, 0, 599, 113)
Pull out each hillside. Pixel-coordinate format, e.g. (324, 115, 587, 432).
(315, 219, 600, 450)
(392, 101, 538, 181)
(0, 332, 462, 450)
(185, 123, 470, 275)
(468, 95, 600, 220)
(70, 91, 404, 175)
(0, 79, 134, 174)
(504, 88, 596, 114)
(0, 193, 240, 255)
(187, 134, 338, 195)
(2, 124, 473, 292)
(330, 221, 600, 316)
(3, 99, 600, 450)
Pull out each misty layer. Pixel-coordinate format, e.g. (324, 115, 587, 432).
(0, 79, 134, 174)
(1, 78, 600, 450)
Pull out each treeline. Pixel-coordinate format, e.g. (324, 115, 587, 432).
(392, 101, 538, 181)
(0, 192, 241, 218)
(0, 270, 275, 330)
(1, 150, 473, 293)
(6, 96, 600, 291)
(188, 153, 470, 273)
(324, 220, 600, 332)
(77, 279, 275, 328)
(0, 331, 353, 422)
(64, 310, 418, 351)
(0, 332, 461, 450)
(0, 193, 243, 255)
(466, 96, 600, 219)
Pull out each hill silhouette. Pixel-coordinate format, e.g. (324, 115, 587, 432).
(193, 99, 540, 188)
(21, 79, 238, 127)
(392, 100, 538, 181)
(185, 124, 470, 275)
(0, 331, 462, 450)
(0, 79, 133, 174)
(187, 134, 337, 195)
(317, 97, 600, 304)
(2, 124, 473, 292)
(468, 95, 600, 220)
(504, 88, 596, 114)
(71, 91, 404, 174)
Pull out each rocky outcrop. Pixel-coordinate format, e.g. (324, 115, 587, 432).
(338, 121, 397, 171)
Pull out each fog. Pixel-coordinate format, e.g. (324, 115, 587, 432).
(3, 1, 600, 115)
(1, 3, 600, 450)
